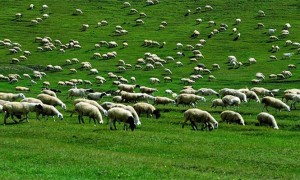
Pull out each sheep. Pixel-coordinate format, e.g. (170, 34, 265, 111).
(235, 18, 241, 25)
(118, 84, 140, 93)
(35, 104, 63, 121)
(251, 87, 273, 97)
(282, 92, 295, 104)
(0, 93, 25, 101)
(290, 94, 300, 110)
(257, 23, 264, 28)
(241, 90, 260, 103)
(288, 64, 296, 70)
(120, 91, 144, 103)
(67, 88, 93, 99)
(75, 102, 103, 125)
(107, 107, 135, 131)
(269, 55, 277, 61)
(42, 89, 56, 97)
(220, 110, 245, 125)
(211, 99, 225, 109)
(257, 112, 278, 129)
(140, 86, 157, 95)
(258, 10, 265, 17)
(37, 94, 66, 110)
(175, 94, 206, 107)
(220, 89, 247, 102)
(15, 86, 30, 91)
(197, 88, 219, 98)
(205, 5, 213, 11)
(222, 95, 241, 109)
(282, 53, 294, 59)
(261, 96, 290, 112)
(233, 33, 241, 41)
(149, 77, 160, 84)
(3, 102, 43, 124)
(154, 96, 175, 105)
(180, 88, 197, 94)
(87, 92, 108, 101)
(248, 58, 257, 64)
(21, 98, 43, 104)
(133, 102, 160, 119)
(182, 108, 218, 131)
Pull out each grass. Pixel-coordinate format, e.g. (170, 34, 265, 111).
(0, 0, 300, 179)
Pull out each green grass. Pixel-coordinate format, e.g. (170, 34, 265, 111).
(0, 0, 300, 179)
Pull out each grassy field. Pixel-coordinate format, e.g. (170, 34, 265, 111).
(0, 0, 300, 179)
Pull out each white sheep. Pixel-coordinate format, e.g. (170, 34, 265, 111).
(73, 98, 107, 116)
(36, 104, 63, 121)
(75, 102, 103, 125)
(182, 108, 218, 131)
(120, 91, 144, 103)
(140, 86, 157, 95)
(248, 58, 257, 64)
(0, 93, 25, 101)
(21, 98, 43, 104)
(67, 88, 93, 98)
(250, 87, 273, 97)
(290, 94, 300, 110)
(118, 84, 140, 93)
(15, 86, 30, 91)
(222, 95, 241, 109)
(37, 94, 66, 110)
(257, 112, 278, 129)
(261, 96, 290, 112)
(220, 110, 245, 125)
(154, 96, 175, 105)
(149, 77, 160, 84)
(197, 88, 219, 98)
(87, 92, 109, 101)
(108, 107, 136, 131)
(211, 99, 225, 109)
(2, 102, 43, 124)
(42, 89, 56, 97)
(133, 102, 160, 119)
(176, 94, 206, 107)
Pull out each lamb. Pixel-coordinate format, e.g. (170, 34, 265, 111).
(67, 88, 93, 98)
(182, 108, 218, 131)
(118, 84, 140, 93)
(73, 98, 107, 116)
(261, 96, 290, 112)
(222, 95, 241, 109)
(133, 102, 160, 119)
(87, 92, 109, 101)
(175, 94, 206, 107)
(220, 110, 245, 125)
(140, 86, 157, 95)
(36, 104, 63, 121)
(2, 102, 43, 124)
(154, 96, 175, 105)
(256, 112, 278, 129)
(107, 107, 136, 131)
(15, 86, 30, 91)
(211, 99, 225, 109)
(42, 89, 56, 97)
(75, 102, 103, 125)
(37, 94, 66, 110)
(0, 93, 25, 101)
(250, 87, 273, 97)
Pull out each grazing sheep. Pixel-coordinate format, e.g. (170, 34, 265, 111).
(220, 89, 247, 102)
(182, 108, 218, 131)
(36, 104, 63, 121)
(175, 94, 206, 107)
(42, 89, 56, 97)
(251, 87, 273, 97)
(73, 98, 107, 116)
(3, 102, 43, 124)
(67, 88, 93, 99)
(140, 86, 157, 95)
(154, 96, 175, 105)
(87, 92, 109, 101)
(0, 93, 25, 101)
(133, 102, 160, 119)
(149, 77, 160, 84)
(261, 96, 290, 112)
(120, 91, 144, 103)
(37, 94, 66, 110)
(197, 88, 219, 98)
(290, 94, 300, 110)
(220, 110, 245, 125)
(75, 102, 103, 125)
(222, 95, 241, 109)
(118, 84, 140, 93)
(211, 99, 225, 109)
(108, 107, 136, 131)
(257, 112, 278, 129)
(21, 98, 43, 104)
(15, 86, 30, 91)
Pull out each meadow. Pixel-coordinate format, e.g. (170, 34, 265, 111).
(0, 0, 300, 179)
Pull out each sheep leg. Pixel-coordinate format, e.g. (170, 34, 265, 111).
(113, 119, 117, 130)
(4, 112, 10, 124)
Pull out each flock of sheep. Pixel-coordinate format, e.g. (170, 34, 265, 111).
(0, 1, 299, 131)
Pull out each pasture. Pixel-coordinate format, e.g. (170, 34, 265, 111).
(0, 0, 300, 179)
